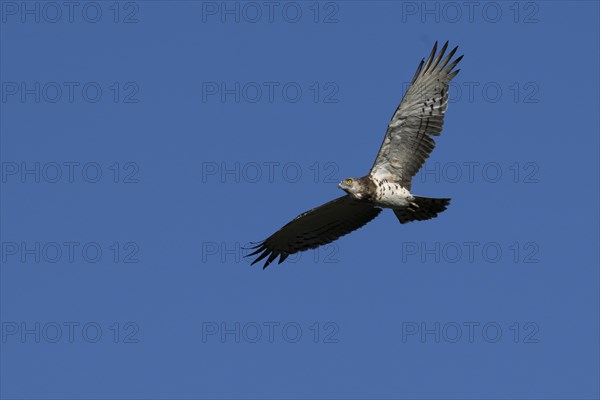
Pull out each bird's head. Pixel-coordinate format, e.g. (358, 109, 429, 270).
(339, 177, 364, 199)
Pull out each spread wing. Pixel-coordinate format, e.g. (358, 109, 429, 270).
(247, 196, 381, 268)
(370, 41, 463, 189)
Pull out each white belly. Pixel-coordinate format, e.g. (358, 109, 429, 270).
(372, 180, 412, 208)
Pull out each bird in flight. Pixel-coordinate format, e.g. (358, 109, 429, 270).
(248, 41, 463, 268)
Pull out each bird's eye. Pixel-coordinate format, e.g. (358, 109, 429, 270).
(346, 179, 353, 185)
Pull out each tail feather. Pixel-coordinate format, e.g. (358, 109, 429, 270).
(393, 196, 450, 224)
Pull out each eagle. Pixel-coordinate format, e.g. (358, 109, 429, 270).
(248, 41, 463, 268)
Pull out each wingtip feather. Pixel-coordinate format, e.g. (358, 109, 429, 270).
(431, 41, 449, 71)
(250, 248, 270, 265)
(422, 41, 438, 74)
(411, 58, 425, 83)
(437, 45, 458, 72)
(446, 54, 464, 75)
(448, 68, 461, 79)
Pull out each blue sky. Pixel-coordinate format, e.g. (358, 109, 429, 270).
(1, 1, 599, 399)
